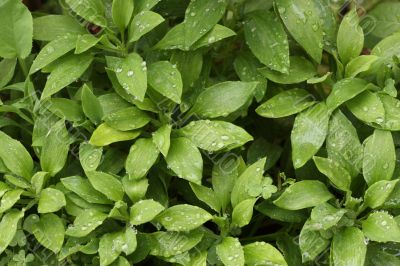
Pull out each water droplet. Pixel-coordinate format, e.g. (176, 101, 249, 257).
(115, 67, 122, 73)
(190, 12, 196, 16)
(278, 7, 286, 14)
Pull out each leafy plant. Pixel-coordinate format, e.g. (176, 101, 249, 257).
(1, 0, 400, 265)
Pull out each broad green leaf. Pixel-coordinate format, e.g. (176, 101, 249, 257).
(48, 98, 85, 122)
(66, 209, 108, 237)
(326, 78, 369, 111)
(0, 0, 32, 58)
(106, 53, 147, 101)
(4, 174, 29, 190)
(371, 32, 400, 60)
(38, 188, 66, 213)
(313, 157, 351, 191)
(148, 230, 203, 257)
(154, 24, 185, 50)
(98, 93, 131, 115)
(212, 158, 238, 212)
(256, 89, 316, 118)
(41, 53, 94, 99)
(244, 10, 289, 73)
(40, 120, 70, 177)
(112, 0, 134, 31)
(0, 182, 10, 198)
(379, 94, 400, 131)
(191, 24, 236, 50)
(256, 201, 308, 223)
(0, 209, 23, 254)
(148, 61, 182, 103)
(130, 199, 165, 225)
(79, 143, 103, 172)
(232, 198, 257, 228)
(346, 91, 385, 125)
(157, 204, 212, 231)
(29, 35, 78, 74)
(31, 172, 48, 194)
(345, 55, 379, 78)
(90, 123, 141, 146)
(61, 176, 111, 204)
(0, 189, 23, 214)
(276, 0, 323, 62)
(368, 2, 400, 40)
(291, 103, 330, 169)
(126, 138, 159, 179)
(166, 138, 203, 184)
(171, 50, 203, 90)
(190, 81, 257, 118)
(75, 34, 102, 54)
(81, 84, 103, 124)
(364, 180, 399, 209)
(314, 0, 337, 52)
(274, 180, 333, 210)
(231, 158, 265, 207)
(0, 58, 16, 88)
(128, 11, 164, 43)
(134, 0, 161, 13)
(243, 242, 287, 266)
(87, 171, 124, 201)
(182, 0, 227, 49)
(299, 219, 330, 262)
(65, 0, 106, 27)
(178, 120, 253, 152)
(309, 203, 347, 230)
(190, 183, 220, 212)
(365, 245, 400, 266)
(362, 212, 400, 243)
(306, 72, 331, 84)
(104, 107, 150, 131)
(337, 9, 364, 65)
(33, 15, 86, 41)
(99, 229, 137, 266)
(216, 237, 244, 266)
(258, 56, 317, 84)
(331, 227, 366, 266)
(33, 213, 65, 253)
(363, 130, 395, 186)
(152, 124, 171, 157)
(0, 131, 33, 180)
(247, 138, 283, 171)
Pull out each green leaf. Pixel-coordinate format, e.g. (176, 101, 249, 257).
(156, 204, 212, 231)
(212, 159, 238, 212)
(89, 123, 141, 146)
(0, 189, 23, 214)
(33, 15, 86, 41)
(66, 209, 108, 237)
(99, 229, 137, 266)
(125, 138, 159, 179)
(38, 188, 66, 213)
(291, 103, 330, 168)
(61, 176, 111, 204)
(152, 124, 171, 157)
(191, 24, 236, 50)
(128, 11, 164, 43)
(48, 98, 85, 122)
(29, 35, 78, 74)
(154, 24, 185, 50)
(243, 241, 288, 266)
(274, 180, 333, 210)
(231, 158, 265, 207)
(65, 0, 106, 27)
(326, 78, 369, 111)
(232, 198, 257, 228)
(33, 213, 65, 253)
(364, 180, 399, 209)
(86, 171, 124, 202)
(0, 58, 16, 88)
(363, 129, 395, 186)
(190, 81, 257, 118)
(244, 10, 289, 73)
(0, 131, 33, 180)
(178, 120, 253, 152)
(256, 201, 308, 223)
(0, 209, 24, 254)
(148, 61, 182, 103)
(309, 203, 347, 230)
(258, 56, 317, 84)
(190, 183, 220, 212)
(276, 0, 323, 62)
(345, 55, 378, 78)
(31, 172, 48, 194)
(79, 143, 102, 172)
(182, 0, 227, 49)
(346, 91, 385, 125)
(368, 2, 400, 40)
(313, 156, 351, 191)
(75, 34, 102, 54)
(166, 138, 203, 184)
(130, 199, 165, 225)
(134, 0, 161, 13)
(256, 89, 316, 118)
(41, 53, 94, 99)
(337, 8, 364, 65)
(112, 0, 134, 31)
(362, 212, 400, 243)
(81, 84, 103, 124)
(104, 107, 150, 131)
(0, 0, 32, 58)
(378, 94, 400, 130)
(106, 53, 147, 101)
(371, 32, 400, 60)
(216, 237, 244, 266)
(331, 227, 366, 266)
(299, 219, 330, 262)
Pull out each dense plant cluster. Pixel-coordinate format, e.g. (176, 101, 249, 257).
(1, 0, 400, 265)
